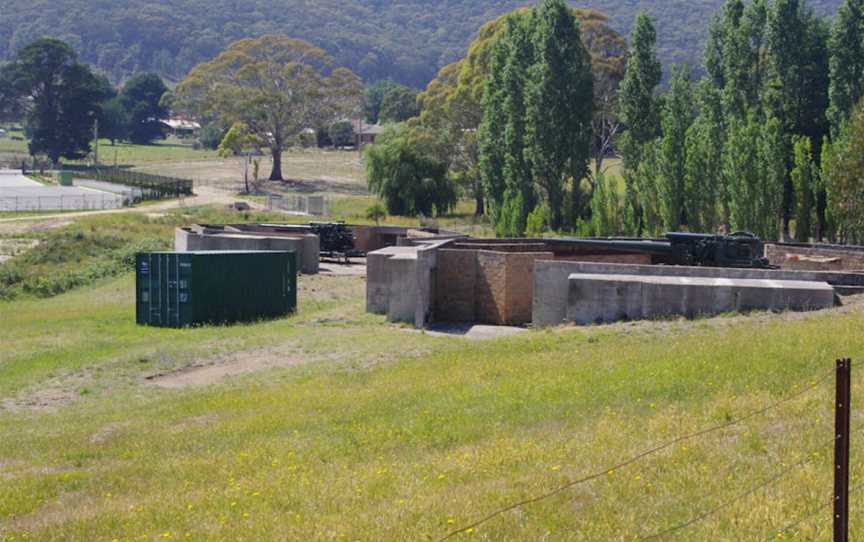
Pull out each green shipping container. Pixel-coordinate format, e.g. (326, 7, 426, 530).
(136, 251, 297, 328)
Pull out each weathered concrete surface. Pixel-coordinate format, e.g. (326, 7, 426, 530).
(175, 228, 319, 274)
(534, 260, 864, 326)
(566, 273, 835, 325)
(365, 240, 452, 326)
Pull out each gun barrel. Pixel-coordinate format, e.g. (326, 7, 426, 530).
(544, 237, 674, 254)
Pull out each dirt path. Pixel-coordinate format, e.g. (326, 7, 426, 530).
(0, 186, 259, 234)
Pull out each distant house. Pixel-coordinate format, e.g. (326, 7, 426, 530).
(162, 118, 201, 138)
(352, 120, 385, 147)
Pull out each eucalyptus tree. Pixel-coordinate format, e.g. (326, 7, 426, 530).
(176, 34, 363, 181)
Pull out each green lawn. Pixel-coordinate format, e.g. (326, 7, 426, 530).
(1, 266, 862, 540)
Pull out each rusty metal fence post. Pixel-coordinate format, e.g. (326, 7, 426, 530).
(834, 358, 852, 542)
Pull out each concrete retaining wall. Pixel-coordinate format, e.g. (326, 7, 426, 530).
(534, 261, 864, 326)
(566, 273, 835, 325)
(175, 228, 320, 274)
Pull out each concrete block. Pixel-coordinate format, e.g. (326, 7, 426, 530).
(565, 273, 835, 325)
(365, 240, 454, 327)
(534, 260, 864, 327)
(174, 228, 319, 274)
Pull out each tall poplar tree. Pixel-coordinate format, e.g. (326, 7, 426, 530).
(828, 0, 864, 131)
(525, 0, 594, 230)
(656, 64, 694, 231)
(618, 13, 662, 233)
(685, 82, 725, 232)
(499, 17, 537, 237)
(764, 0, 830, 237)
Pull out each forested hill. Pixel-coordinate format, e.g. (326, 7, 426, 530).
(0, 0, 843, 87)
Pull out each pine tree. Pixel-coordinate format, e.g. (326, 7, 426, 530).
(525, 0, 594, 230)
(618, 12, 662, 233)
(656, 64, 694, 231)
(828, 0, 864, 131)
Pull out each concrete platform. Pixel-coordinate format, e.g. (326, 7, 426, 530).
(566, 273, 836, 325)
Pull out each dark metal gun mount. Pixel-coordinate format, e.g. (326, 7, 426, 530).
(545, 231, 772, 269)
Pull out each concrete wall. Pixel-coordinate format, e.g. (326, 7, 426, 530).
(566, 273, 835, 325)
(175, 228, 320, 274)
(534, 261, 864, 326)
(766, 243, 864, 272)
(366, 240, 450, 326)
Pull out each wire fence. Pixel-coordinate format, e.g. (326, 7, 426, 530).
(193, 178, 247, 191)
(266, 194, 329, 216)
(440, 360, 860, 541)
(83, 167, 193, 198)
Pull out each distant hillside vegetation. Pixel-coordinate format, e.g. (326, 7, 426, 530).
(0, 0, 842, 87)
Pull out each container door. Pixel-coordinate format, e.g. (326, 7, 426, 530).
(152, 254, 164, 326)
(165, 253, 180, 327)
(136, 254, 149, 325)
(178, 255, 193, 326)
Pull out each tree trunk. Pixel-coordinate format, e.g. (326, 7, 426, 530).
(474, 179, 485, 216)
(269, 146, 283, 181)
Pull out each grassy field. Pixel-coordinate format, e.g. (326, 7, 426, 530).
(0, 135, 214, 166)
(1, 263, 863, 541)
(0, 201, 862, 540)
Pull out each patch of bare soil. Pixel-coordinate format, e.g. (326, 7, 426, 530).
(145, 347, 306, 389)
(317, 258, 367, 277)
(273, 177, 369, 196)
(89, 421, 129, 444)
(4, 490, 100, 533)
(409, 323, 528, 341)
(0, 386, 79, 414)
(0, 218, 72, 235)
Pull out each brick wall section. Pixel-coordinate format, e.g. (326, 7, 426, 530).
(435, 249, 478, 322)
(766, 244, 864, 272)
(433, 249, 554, 325)
(475, 251, 508, 324)
(505, 252, 553, 325)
